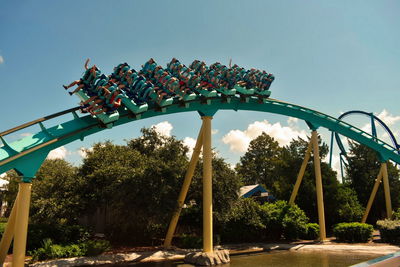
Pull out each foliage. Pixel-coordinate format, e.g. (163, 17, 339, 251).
(28, 159, 82, 225)
(346, 142, 400, 223)
(261, 201, 309, 240)
(81, 239, 111, 256)
(300, 223, 320, 240)
(238, 135, 357, 230)
(236, 133, 282, 187)
(187, 154, 243, 232)
(376, 219, 400, 243)
(220, 199, 309, 242)
(176, 234, 202, 249)
(333, 222, 373, 243)
(221, 198, 266, 243)
(29, 239, 110, 262)
(393, 208, 400, 220)
(27, 224, 90, 251)
(334, 185, 364, 223)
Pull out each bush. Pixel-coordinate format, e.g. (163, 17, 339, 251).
(301, 223, 320, 240)
(27, 224, 90, 251)
(176, 234, 202, 249)
(30, 239, 110, 262)
(81, 239, 110, 256)
(261, 201, 309, 240)
(221, 198, 266, 242)
(333, 222, 373, 243)
(376, 219, 400, 243)
(393, 209, 400, 220)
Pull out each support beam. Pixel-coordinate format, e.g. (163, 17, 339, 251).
(289, 140, 312, 205)
(311, 131, 326, 241)
(0, 191, 19, 265)
(13, 182, 32, 267)
(381, 162, 393, 219)
(202, 116, 213, 253)
(361, 166, 383, 223)
(164, 125, 204, 248)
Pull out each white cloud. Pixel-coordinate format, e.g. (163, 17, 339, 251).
(78, 147, 93, 158)
(377, 109, 400, 126)
(222, 120, 308, 153)
(0, 178, 8, 187)
(212, 129, 219, 135)
(287, 117, 299, 126)
(47, 146, 68, 159)
(361, 123, 371, 133)
(0, 55, 3, 64)
(20, 133, 32, 137)
(322, 154, 341, 178)
(152, 121, 173, 137)
(183, 137, 197, 157)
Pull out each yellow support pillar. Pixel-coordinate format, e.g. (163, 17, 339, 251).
(311, 131, 326, 241)
(289, 141, 312, 205)
(13, 182, 32, 267)
(361, 166, 383, 223)
(164, 126, 204, 248)
(381, 162, 393, 219)
(202, 116, 213, 253)
(0, 191, 19, 265)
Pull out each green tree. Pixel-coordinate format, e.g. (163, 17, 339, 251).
(346, 141, 400, 223)
(236, 133, 282, 188)
(183, 153, 243, 233)
(30, 159, 81, 224)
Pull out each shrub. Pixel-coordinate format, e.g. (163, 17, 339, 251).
(282, 205, 308, 240)
(27, 224, 90, 251)
(333, 222, 373, 243)
(30, 239, 110, 262)
(176, 234, 202, 249)
(221, 198, 266, 242)
(393, 209, 400, 220)
(81, 239, 110, 256)
(301, 223, 320, 240)
(261, 201, 309, 240)
(376, 219, 400, 243)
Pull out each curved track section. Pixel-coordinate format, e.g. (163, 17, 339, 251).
(1, 96, 400, 180)
(334, 110, 400, 158)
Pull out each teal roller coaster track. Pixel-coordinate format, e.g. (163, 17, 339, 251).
(1, 93, 399, 181)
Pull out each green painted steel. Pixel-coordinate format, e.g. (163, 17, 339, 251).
(1, 95, 399, 181)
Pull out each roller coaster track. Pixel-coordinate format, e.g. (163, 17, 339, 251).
(1, 95, 399, 180)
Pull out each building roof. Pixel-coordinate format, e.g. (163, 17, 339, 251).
(239, 184, 268, 198)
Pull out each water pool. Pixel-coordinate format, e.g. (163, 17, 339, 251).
(127, 250, 379, 267)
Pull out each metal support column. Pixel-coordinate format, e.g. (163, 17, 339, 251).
(289, 141, 312, 204)
(0, 191, 20, 265)
(381, 162, 393, 219)
(361, 166, 383, 223)
(164, 126, 204, 248)
(311, 131, 327, 241)
(12, 182, 32, 267)
(202, 116, 213, 253)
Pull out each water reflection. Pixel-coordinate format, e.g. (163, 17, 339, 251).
(119, 251, 378, 267)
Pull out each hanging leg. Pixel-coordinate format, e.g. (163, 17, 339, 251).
(361, 166, 383, 223)
(12, 182, 32, 267)
(381, 162, 393, 219)
(164, 125, 204, 248)
(202, 116, 213, 253)
(289, 140, 312, 205)
(0, 191, 20, 265)
(311, 130, 327, 241)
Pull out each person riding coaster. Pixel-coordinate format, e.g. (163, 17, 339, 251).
(63, 59, 101, 96)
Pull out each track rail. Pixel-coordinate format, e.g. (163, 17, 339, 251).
(1, 96, 399, 179)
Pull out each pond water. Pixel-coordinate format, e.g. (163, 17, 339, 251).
(127, 251, 379, 267)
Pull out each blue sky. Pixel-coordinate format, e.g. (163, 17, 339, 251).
(1, 0, 399, 177)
